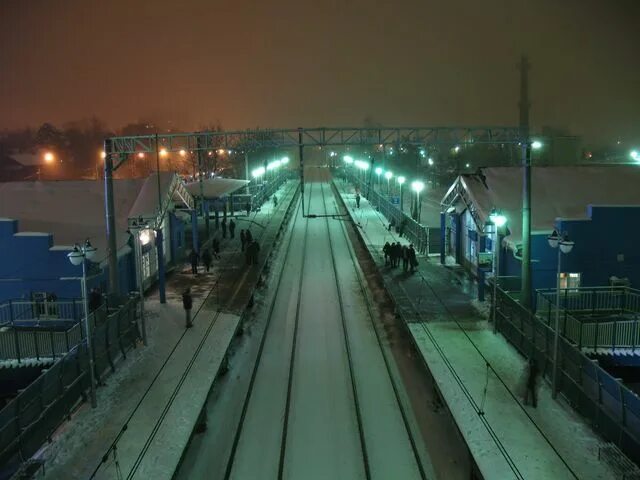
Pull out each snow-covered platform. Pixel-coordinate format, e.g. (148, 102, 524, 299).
(334, 180, 617, 480)
(42, 181, 299, 480)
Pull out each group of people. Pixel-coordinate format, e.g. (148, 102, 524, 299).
(189, 239, 221, 275)
(383, 242, 418, 272)
(220, 218, 236, 239)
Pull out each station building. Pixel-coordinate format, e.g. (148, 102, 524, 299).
(440, 166, 640, 296)
(0, 172, 249, 304)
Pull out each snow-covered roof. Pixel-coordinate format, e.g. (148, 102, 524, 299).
(184, 177, 249, 199)
(0, 178, 145, 262)
(128, 172, 176, 220)
(444, 166, 640, 248)
(10, 153, 46, 167)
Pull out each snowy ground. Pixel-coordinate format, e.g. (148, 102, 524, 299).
(178, 174, 435, 480)
(336, 180, 618, 480)
(41, 181, 298, 480)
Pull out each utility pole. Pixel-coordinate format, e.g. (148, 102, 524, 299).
(519, 55, 532, 309)
(104, 138, 119, 294)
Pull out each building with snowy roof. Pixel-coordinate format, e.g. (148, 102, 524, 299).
(0, 172, 193, 303)
(440, 165, 640, 296)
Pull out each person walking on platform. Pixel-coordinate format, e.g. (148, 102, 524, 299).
(202, 248, 212, 273)
(393, 243, 401, 267)
(182, 288, 193, 328)
(245, 229, 253, 245)
(383, 242, 391, 265)
(408, 244, 418, 273)
(190, 249, 199, 275)
(221, 218, 227, 239)
(273, 194, 278, 207)
(250, 240, 260, 265)
(229, 219, 236, 239)
(212, 237, 221, 259)
(355, 193, 361, 208)
(240, 230, 247, 252)
(524, 358, 539, 408)
(245, 202, 251, 216)
(402, 245, 409, 272)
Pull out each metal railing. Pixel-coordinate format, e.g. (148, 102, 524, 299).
(494, 287, 640, 466)
(537, 286, 640, 315)
(0, 296, 140, 475)
(0, 299, 85, 326)
(0, 305, 107, 362)
(345, 171, 433, 254)
(536, 290, 640, 351)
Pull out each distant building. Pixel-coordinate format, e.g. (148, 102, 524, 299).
(440, 166, 640, 297)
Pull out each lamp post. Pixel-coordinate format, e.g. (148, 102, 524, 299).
(128, 218, 150, 346)
(411, 180, 424, 222)
(547, 229, 575, 399)
(384, 171, 393, 196)
(397, 176, 405, 211)
(489, 208, 507, 333)
(67, 239, 98, 408)
(375, 167, 383, 190)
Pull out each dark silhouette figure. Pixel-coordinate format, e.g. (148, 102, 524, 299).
(182, 288, 193, 328)
(273, 195, 278, 207)
(212, 238, 221, 259)
(202, 249, 212, 272)
(408, 244, 418, 272)
(190, 249, 199, 275)
(402, 245, 409, 272)
(245, 230, 253, 245)
(355, 193, 361, 208)
(229, 219, 236, 239)
(524, 359, 539, 408)
(221, 218, 227, 239)
(250, 240, 260, 265)
(383, 242, 391, 265)
(240, 230, 247, 252)
(89, 288, 102, 312)
(245, 202, 251, 216)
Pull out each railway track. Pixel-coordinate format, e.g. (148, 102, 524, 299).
(221, 176, 427, 479)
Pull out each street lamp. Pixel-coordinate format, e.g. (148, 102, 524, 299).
(67, 239, 98, 408)
(531, 140, 543, 150)
(44, 152, 55, 163)
(547, 229, 575, 399)
(343, 155, 354, 164)
(375, 167, 383, 190)
(630, 150, 639, 162)
(128, 218, 150, 346)
(384, 171, 393, 195)
(411, 180, 425, 222)
(397, 176, 406, 211)
(252, 166, 266, 185)
(488, 208, 507, 333)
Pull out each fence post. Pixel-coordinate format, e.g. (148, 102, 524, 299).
(592, 288, 596, 315)
(14, 329, 21, 363)
(33, 330, 39, 361)
(612, 320, 617, 350)
(633, 318, 638, 353)
(50, 330, 56, 359)
(594, 321, 599, 351)
(579, 322, 583, 349)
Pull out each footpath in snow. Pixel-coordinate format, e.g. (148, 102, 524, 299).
(42, 181, 299, 480)
(335, 180, 617, 480)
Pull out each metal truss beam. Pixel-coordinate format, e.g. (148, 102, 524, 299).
(106, 126, 523, 157)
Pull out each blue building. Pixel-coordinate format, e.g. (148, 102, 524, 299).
(440, 166, 640, 296)
(0, 173, 193, 303)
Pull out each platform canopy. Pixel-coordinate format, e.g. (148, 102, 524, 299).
(184, 177, 249, 199)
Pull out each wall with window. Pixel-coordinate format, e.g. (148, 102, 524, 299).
(501, 205, 640, 295)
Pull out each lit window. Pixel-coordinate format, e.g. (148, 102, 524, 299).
(559, 273, 581, 290)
